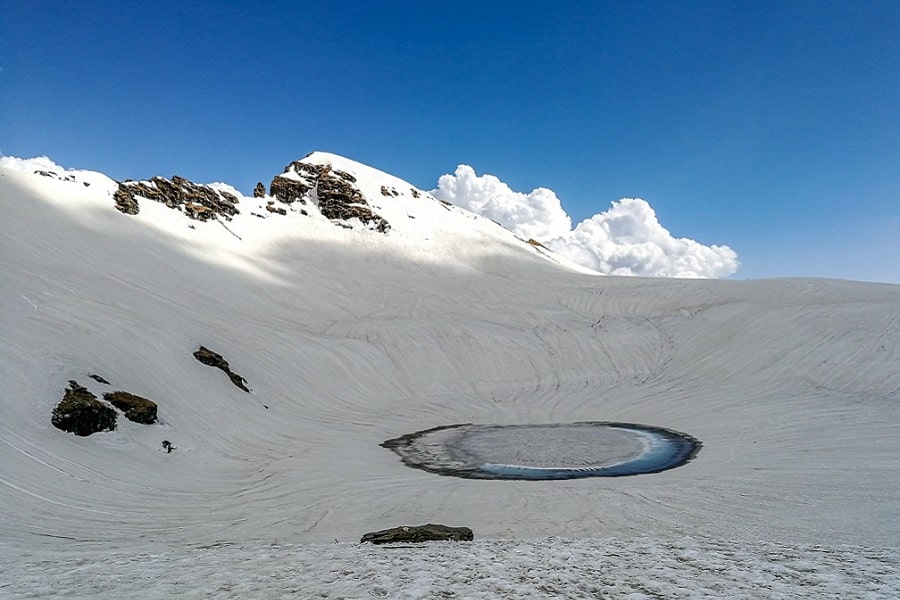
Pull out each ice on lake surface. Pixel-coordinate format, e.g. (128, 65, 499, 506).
(382, 422, 701, 479)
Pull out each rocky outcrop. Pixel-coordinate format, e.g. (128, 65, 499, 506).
(104, 391, 158, 424)
(253, 182, 266, 198)
(51, 381, 117, 436)
(113, 176, 240, 221)
(361, 524, 474, 544)
(113, 186, 140, 215)
(317, 172, 390, 232)
(265, 201, 286, 215)
(193, 346, 250, 392)
(268, 161, 318, 204)
(269, 159, 390, 233)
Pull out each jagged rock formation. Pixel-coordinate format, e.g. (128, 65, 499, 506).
(253, 182, 266, 198)
(51, 381, 117, 436)
(269, 159, 390, 233)
(104, 391, 158, 424)
(268, 161, 316, 204)
(193, 346, 250, 392)
(361, 524, 474, 544)
(113, 176, 240, 221)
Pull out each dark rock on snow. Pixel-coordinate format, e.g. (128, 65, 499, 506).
(113, 186, 140, 215)
(104, 391, 158, 424)
(265, 201, 286, 216)
(51, 381, 117, 436)
(113, 175, 240, 221)
(193, 346, 250, 392)
(270, 159, 390, 233)
(268, 162, 316, 204)
(107, 155, 392, 232)
(88, 373, 111, 385)
(361, 524, 474, 545)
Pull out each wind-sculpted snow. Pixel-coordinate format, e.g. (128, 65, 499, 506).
(1, 157, 900, 597)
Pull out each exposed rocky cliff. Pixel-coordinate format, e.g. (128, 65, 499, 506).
(270, 159, 390, 233)
(114, 176, 240, 221)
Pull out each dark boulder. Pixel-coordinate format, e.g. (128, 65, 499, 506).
(51, 381, 117, 436)
(193, 346, 250, 392)
(361, 524, 474, 545)
(253, 182, 266, 198)
(104, 391, 158, 424)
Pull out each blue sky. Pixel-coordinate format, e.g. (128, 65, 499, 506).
(2, 1, 899, 282)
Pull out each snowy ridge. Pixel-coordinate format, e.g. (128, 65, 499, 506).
(1, 154, 899, 597)
(0, 153, 596, 276)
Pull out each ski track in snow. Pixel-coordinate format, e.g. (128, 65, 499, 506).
(2, 158, 900, 597)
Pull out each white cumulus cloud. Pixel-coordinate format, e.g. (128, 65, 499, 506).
(0, 155, 66, 174)
(434, 165, 572, 242)
(433, 166, 739, 278)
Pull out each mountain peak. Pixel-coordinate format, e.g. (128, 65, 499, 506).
(0, 152, 596, 275)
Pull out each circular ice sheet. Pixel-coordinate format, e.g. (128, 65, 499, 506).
(381, 422, 701, 480)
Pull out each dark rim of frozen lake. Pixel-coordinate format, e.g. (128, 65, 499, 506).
(381, 422, 701, 480)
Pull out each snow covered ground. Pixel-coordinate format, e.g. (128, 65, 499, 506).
(1, 155, 898, 597)
(7, 537, 898, 599)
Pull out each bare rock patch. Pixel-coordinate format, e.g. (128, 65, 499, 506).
(104, 391, 158, 424)
(51, 381, 117, 436)
(361, 524, 474, 545)
(113, 175, 240, 221)
(193, 346, 250, 392)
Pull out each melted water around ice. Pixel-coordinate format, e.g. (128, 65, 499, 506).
(382, 422, 701, 480)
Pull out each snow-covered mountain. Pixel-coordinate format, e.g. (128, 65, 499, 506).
(1, 153, 899, 597)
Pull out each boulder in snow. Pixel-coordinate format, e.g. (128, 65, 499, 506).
(361, 524, 474, 544)
(193, 346, 250, 392)
(104, 391, 158, 424)
(51, 381, 117, 436)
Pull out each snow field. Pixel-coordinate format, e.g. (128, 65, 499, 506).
(2, 157, 899, 597)
(5, 537, 898, 599)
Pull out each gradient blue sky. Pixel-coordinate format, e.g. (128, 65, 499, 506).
(3, 1, 898, 282)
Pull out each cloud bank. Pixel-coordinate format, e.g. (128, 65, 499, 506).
(434, 166, 739, 278)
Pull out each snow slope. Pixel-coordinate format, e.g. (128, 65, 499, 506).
(1, 155, 899, 597)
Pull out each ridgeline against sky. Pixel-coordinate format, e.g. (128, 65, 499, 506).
(1, 1, 898, 282)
